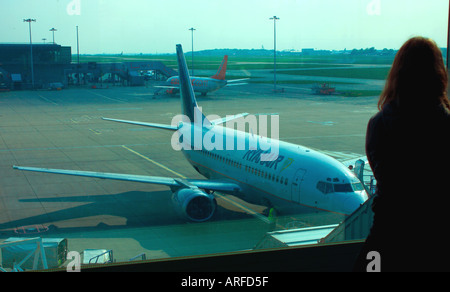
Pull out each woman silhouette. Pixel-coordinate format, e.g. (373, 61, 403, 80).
(355, 37, 450, 272)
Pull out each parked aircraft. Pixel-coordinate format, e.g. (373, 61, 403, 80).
(155, 55, 248, 96)
(14, 45, 368, 222)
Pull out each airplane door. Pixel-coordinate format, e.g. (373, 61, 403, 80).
(291, 169, 306, 203)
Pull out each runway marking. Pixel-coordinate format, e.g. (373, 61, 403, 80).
(89, 129, 102, 135)
(37, 94, 59, 106)
(307, 120, 335, 126)
(121, 145, 186, 178)
(87, 90, 127, 104)
(97, 107, 143, 111)
(215, 193, 271, 224)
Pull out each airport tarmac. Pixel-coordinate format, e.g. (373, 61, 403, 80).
(0, 81, 379, 266)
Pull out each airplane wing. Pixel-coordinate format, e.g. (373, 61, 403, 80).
(226, 78, 248, 87)
(154, 85, 178, 89)
(12, 166, 242, 193)
(227, 78, 249, 83)
(101, 117, 178, 131)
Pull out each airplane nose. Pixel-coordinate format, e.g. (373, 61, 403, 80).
(343, 197, 360, 215)
(342, 193, 367, 215)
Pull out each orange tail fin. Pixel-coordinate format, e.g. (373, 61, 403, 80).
(211, 55, 228, 80)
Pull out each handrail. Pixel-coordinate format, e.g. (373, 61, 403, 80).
(129, 253, 147, 261)
(88, 250, 113, 264)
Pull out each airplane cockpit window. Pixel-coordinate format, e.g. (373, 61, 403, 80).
(0, 0, 448, 272)
(333, 183, 354, 193)
(352, 182, 365, 192)
(317, 181, 364, 194)
(316, 181, 334, 194)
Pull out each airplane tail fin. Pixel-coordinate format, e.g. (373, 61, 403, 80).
(176, 44, 210, 126)
(211, 55, 228, 80)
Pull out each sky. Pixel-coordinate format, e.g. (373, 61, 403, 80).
(1, 0, 449, 54)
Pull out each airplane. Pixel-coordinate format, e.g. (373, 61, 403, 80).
(154, 55, 248, 96)
(13, 44, 368, 223)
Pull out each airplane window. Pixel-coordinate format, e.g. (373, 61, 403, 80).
(1, 0, 447, 273)
(333, 183, 353, 193)
(316, 181, 333, 194)
(352, 182, 365, 192)
(316, 182, 325, 194)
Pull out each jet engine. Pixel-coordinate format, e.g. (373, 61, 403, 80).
(172, 188, 217, 222)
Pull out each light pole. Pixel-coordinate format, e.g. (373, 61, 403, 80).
(76, 26, 80, 86)
(50, 28, 57, 44)
(189, 27, 196, 75)
(24, 18, 36, 89)
(269, 16, 280, 92)
(76, 26, 80, 64)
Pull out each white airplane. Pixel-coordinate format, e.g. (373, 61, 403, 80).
(155, 55, 248, 96)
(13, 44, 368, 222)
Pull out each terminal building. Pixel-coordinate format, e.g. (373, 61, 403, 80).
(0, 44, 177, 90)
(0, 44, 71, 90)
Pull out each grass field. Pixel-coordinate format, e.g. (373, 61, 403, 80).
(76, 53, 394, 72)
(76, 53, 390, 98)
(277, 67, 391, 80)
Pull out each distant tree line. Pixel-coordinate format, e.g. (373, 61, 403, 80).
(350, 47, 396, 56)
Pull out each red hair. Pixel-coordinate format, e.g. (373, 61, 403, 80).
(378, 37, 450, 112)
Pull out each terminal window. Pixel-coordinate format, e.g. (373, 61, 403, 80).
(0, 0, 448, 271)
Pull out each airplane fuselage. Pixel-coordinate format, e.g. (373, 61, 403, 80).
(178, 122, 368, 217)
(167, 76, 227, 95)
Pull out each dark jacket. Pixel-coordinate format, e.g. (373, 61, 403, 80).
(357, 102, 450, 271)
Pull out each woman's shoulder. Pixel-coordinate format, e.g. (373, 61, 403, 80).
(368, 103, 397, 127)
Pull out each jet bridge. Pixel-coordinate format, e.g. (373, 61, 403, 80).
(254, 225, 339, 249)
(254, 159, 375, 250)
(321, 195, 374, 243)
(66, 61, 177, 86)
(253, 196, 374, 250)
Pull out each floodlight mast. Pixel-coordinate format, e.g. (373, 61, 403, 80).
(189, 27, 196, 75)
(24, 18, 36, 89)
(50, 28, 57, 44)
(269, 16, 280, 92)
